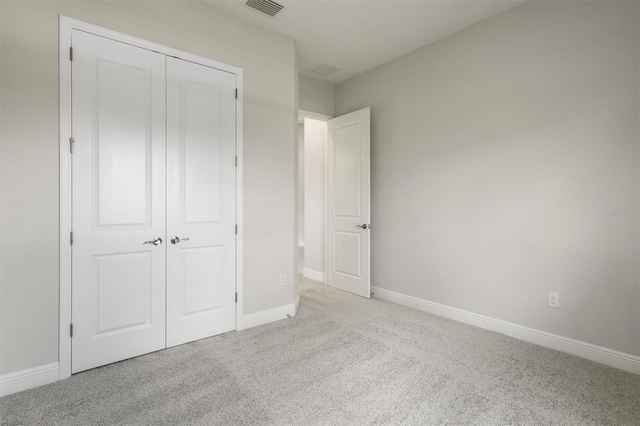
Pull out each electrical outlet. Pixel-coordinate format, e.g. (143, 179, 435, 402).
(280, 273, 287, 286)
(548, 291, 559, 308)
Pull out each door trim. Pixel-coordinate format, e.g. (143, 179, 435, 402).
(58, 16, 244, 380)
(298, 109, 333, 123)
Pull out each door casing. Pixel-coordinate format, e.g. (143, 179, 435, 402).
(59, 16, 244, 380)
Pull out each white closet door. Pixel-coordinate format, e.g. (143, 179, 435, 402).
(71, 30, 167, 373)
(166, 57, 237, 347)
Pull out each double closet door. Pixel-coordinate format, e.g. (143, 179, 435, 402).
(71, 30, 237, 373)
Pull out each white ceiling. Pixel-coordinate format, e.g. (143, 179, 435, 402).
(204, 0, 526, 84)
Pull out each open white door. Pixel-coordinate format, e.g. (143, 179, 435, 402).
(327, 108, 371, 298)
(71, 30, 167, 373)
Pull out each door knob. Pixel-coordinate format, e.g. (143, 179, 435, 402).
(355, 224, 370, 229)
(170, 236, 190, 245)
(143, 237, 163, 246)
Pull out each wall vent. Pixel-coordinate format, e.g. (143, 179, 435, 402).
(307, 63, 340, 77)
(245, 0, 284, 17)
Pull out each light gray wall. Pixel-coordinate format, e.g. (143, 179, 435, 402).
(0, 1, 296, 375)
(303, 119, 327, 276)
(336, 1, 640, 356)
(299, 74, 335, 117)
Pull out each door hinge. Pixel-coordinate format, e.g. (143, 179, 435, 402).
(235, 88, 238, 99)
(69, 137, 75, 153)
(235, 156, 238, 167)
(69, 47, 73, 61)
(235, 293, 238, 303)
(70, 323, 74, 338)
(70, 231, 74, 245)
(235, 224, 238, 235)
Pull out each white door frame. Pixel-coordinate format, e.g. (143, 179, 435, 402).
(298, 109, 333, 123)
(59, 16, 244, 380)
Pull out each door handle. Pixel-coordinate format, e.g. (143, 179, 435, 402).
(143, 237, 163, 246)
(170, 236, 190, 245)
(355, 224, 370, 229)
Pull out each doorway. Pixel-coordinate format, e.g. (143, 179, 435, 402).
(298, 112, 330, 283)
(298, 108, 371, 297)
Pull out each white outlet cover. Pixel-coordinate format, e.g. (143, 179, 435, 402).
(548, 291, 560, 308)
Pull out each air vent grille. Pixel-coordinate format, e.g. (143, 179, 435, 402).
(245, 0, 284, 17)
(307, 63, 340, 77)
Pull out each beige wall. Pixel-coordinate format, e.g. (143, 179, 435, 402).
(299, 74, 335, 117)
(0, 1, 297, 375)
(336, 1, 640, 356)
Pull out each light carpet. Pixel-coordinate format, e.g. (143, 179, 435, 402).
(1, 279, 639, 425)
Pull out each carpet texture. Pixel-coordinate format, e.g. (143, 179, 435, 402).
(1, 279, 639, 425)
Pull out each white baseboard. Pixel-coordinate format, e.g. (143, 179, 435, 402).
(303, 268, 325, 283)
(372, 286, 640, 375)
(298, 240, 305, 247)
(237, 303, 296, 330)
(0, 362, 60, 397)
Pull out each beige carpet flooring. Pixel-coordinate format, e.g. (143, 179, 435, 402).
(1, 278, 639, 425)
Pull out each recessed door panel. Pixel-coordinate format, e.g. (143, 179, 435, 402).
(334, 123, 361, 218)
(71, 30, 167, 374)
(166, 57, 236, 347)
(94, 252, 152, 334)
(183, 81, 223, 224)
(96, 60, 151, 227)
(181, 246, 224, 316)
(328, 108, 371, 298)
(334, 231, 361, 278)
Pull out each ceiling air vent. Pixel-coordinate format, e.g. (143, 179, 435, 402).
(307, 63, 340, 77)
(245, 0, 284, 17)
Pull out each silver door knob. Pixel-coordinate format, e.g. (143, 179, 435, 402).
(355, 224, 370, 229)
(143, 237, 163, 246)
(170, 236, 190, 245)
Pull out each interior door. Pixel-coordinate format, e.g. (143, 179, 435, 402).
(327, 108, 371, 298)
(71, 30, 167, 373)
(166, 57, 237, 347)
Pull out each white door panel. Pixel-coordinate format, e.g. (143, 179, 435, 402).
(166, 57, 236, 347)
(328, 108, 371, 298)
(71, 30, 167, 373)
(181, 246, 224, 314)
(334, 122, 362, 217)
